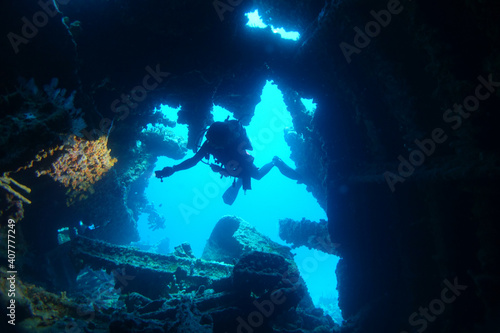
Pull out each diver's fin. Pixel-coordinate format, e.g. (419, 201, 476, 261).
(222, 178, 242, 205)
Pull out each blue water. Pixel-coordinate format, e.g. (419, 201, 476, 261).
(137, 81, 342, 323)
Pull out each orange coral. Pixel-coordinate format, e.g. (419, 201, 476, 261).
(12, 145, 65, 173)
(37, 135, 117, 206)
(1, 143, 67, 219)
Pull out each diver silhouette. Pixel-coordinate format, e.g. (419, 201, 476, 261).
(155, 119, 302, 205)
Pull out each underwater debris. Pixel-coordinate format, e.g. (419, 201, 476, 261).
(3, 216, 335, 332)
(202, 215, 294, 264)
(167, 295, 213, 333)
(67, 231, 314, 332)
(174, 242, 196, 259)
(36, 135, 117, 206)
(69, 235, 233, 299)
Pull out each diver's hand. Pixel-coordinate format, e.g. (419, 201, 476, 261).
(155, 167, 175, 179)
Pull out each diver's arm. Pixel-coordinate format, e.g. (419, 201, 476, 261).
(172, 150, 204, 172)
(155, 144, 207, 179)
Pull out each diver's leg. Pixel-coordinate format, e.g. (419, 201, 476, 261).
(272, 156, 303, 182)
(222, 178, 242, 205)
(254, 162, 275, 180)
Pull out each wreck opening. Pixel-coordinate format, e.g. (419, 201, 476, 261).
(137, 80, 343, 323)
(245, 9, 301, 41)
(3, 0, 498, 330)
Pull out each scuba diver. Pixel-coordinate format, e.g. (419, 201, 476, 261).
(154, 119, 302, 205)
